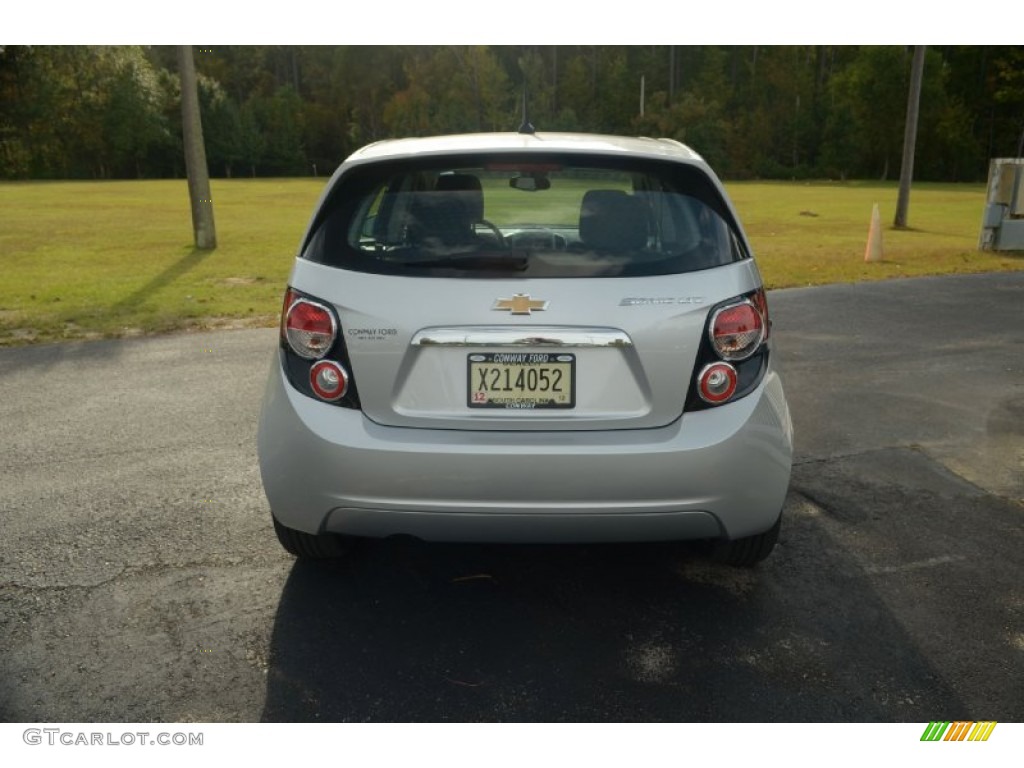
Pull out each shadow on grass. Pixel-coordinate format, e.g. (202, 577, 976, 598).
(0, 246, 213, 377)
(111, 246, 214, 315)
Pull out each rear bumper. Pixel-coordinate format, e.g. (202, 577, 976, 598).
(257, 357, 793, 543)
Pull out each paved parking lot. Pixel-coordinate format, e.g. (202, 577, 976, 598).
(0, 272, 1021, 721)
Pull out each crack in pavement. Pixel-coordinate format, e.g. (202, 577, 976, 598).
(0, 554, 288, 593)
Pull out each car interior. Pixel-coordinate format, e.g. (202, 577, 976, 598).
(302, 162, 746, 277)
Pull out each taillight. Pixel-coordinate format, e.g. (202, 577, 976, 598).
(310, 360, 350, 401)
(685, 288, 771, 412)
(283, 292, 337, 359)
(697, 362, 738, 404)
(709, 298, 764, 361)
(751, 287, 770, 341)
(277, 287, 361, 409)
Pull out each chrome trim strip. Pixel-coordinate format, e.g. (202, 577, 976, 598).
(411, 326, 633, 348)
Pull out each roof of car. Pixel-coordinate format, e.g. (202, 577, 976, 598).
(346, 132, 705, 165)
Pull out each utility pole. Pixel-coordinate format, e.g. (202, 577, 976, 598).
(894, 46, 925, 229)
(177, 45, 217, 250)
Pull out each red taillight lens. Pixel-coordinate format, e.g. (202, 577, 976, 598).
(709, 299, 765, 361)
(283, 292, 337, 359)
(697, 362, 738, 404)
(751, 288, 770, 341)
(309, 360, 349, 401)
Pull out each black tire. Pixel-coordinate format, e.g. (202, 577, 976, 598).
(272, 515, 357, 559)
(710, 513, 781, 567)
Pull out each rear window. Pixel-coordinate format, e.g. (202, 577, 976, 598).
(302, 153, 748, 278)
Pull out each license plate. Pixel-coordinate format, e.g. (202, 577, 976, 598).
(468, 353, 575, 409)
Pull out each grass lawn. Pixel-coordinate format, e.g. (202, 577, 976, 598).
(0, 178, 1021, 346)
(0, 179, 316, 346)
(727, 180, 1022, 286)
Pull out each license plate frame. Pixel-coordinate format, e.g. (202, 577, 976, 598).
(467, 352, 576, 409)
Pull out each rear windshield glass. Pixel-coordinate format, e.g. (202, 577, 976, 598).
(301, 153, 748, 278)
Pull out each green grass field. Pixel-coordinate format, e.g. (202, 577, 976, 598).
(0, 179, 1020, 346)
(727, 180, 1022, 287)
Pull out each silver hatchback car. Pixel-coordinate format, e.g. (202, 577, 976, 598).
(257, 132, 793, 566)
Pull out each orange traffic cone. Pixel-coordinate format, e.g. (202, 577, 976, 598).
(864, 203, 883, 262)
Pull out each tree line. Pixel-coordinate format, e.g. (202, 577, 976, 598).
(1, 45, 1022, 183)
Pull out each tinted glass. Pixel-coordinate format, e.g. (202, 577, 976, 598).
(302, 153, 748, 278)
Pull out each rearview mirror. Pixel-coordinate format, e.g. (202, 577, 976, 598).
(510, 173, 551, 192)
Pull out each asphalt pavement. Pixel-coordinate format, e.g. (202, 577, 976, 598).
(0, 272, 1021, 722)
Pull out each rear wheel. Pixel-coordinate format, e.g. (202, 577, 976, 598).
(272, 515, 358, 559)
(710, 514, 781, 567)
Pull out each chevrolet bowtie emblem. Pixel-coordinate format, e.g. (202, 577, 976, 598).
(493, 294, 548, 315)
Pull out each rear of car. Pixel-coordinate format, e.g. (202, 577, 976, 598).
(257, 133, 792, 565)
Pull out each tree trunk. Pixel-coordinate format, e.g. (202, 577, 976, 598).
(552, 46, 558, 114)
(668, 45, 675, 106)
(177, 45, 217, 250)
(894, 45, 925, 229)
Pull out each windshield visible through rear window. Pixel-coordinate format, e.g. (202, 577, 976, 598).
(301, 153, 748, 278)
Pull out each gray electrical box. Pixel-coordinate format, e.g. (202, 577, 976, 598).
(979, 158, 1024, 251)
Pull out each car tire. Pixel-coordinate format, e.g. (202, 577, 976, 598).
(710, 513, 781, 567)
(272, 515, 357, 559)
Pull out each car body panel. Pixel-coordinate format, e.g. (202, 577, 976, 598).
(258, 357, 792, 542)
(288, 257, 765, 431)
